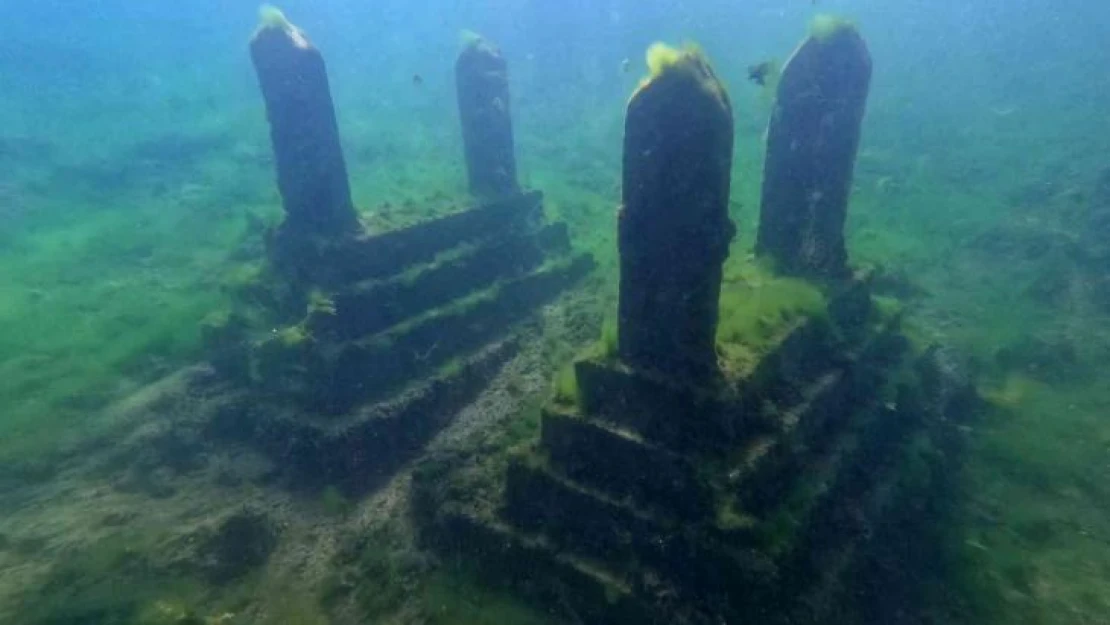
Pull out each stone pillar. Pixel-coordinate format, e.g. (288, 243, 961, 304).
(756, 18, 871, 279)
(250, 9, 358, 241)
(618, 45, 735, 381)
(456, 34, 520, 199)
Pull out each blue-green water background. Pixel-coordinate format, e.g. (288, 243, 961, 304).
(3, 0, 1110, 623)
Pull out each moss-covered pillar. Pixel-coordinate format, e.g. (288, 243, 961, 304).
(249, 7, 359, 241)
(618, 44, 735, 381)
(756, 17, 871, 279)
(456, 34, 520, 200)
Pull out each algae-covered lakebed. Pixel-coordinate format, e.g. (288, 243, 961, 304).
(3, 2, 1110, 624)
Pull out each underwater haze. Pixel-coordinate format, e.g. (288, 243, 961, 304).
(2, 0, 1110, 624)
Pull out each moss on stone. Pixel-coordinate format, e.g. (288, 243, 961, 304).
(551, 363, 580, 408)
(717, 261, 828, 373)
(257, 5, 293, 32)
(808, 14, 858, 42)
(598, 315, 618, 360)
(634, 41, 730, 111)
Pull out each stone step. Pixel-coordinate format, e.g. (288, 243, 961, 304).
(540, 407, 712, 521)
(575, 316, 840, 457)
(205, 335, 520, 494)
(574, 359, 755, 456)
(741, 316, 842, 408)
(736, 322, 908, 516)
(503, 452, 775, 608)
(423, 507, 661, 625)
(766, 393, 933, 622)
(737, 388, 917, 573)
(320, 190, 543, 285)
(311, 223, 571, 341)
(316, 253, 595, 412)
(732, 370, 850, 515)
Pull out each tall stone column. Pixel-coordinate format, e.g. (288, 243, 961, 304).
(756, 18, 871, 279)
(250, 8, 359, 246)
(456, 34, 520, 200)
(618, 45, 736, 381)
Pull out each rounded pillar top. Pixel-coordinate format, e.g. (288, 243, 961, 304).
(633, 44, 731, 114)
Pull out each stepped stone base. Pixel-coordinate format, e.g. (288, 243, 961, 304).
(204, 191, 593, 492)
(413, 280, 976, 624)
(207, 335, 520, 494)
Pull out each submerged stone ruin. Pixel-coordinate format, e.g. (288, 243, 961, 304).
(619, 49, 735, 380)
(757, 18, 872, 279)
(248, 16, 360, 280)
(414, 37, 974, 625)
(456, 34, 521, 199)
(201, 16, 592, 493)
(193, 12, 973, 623)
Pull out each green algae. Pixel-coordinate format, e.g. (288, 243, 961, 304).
(19, 534, 206, 625)
(597, 315, 618, 360)
(420, 569, 562, 625)
(1, 10, 1109, 625)
(551, 363, 580, 408)
(0, 200, 251, 469)
(715, 259, 827, 373)
(808, 14, 858, 41)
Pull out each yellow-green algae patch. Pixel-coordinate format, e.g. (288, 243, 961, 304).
(644, 42, 692, 78)
(551, 362, 581, 408)
(257, 5, 293, 32)
(809, 13, 858, 41)
(716, 259, 827, 373)
(637, 42, 729, 107)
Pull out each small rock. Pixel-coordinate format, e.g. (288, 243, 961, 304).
(193, 510, 278, 584)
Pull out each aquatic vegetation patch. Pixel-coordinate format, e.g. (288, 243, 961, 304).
(0, 136, 271, 469)
(1, 9, 1109, 624)
(597, 314, 618, 360)
(551, 363, 580, 408)
(257, 5, 292, 32)
(808, 14, 858, 41)
(716, 258, 826, 370)
(18, 533, 206, 625)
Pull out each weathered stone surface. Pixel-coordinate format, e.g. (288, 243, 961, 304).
(325, 191, 542, 285)
(318, 254, 594, 412)
(211, 336, 520, 494)
(312, 223, 571, 341)
(540, 408, 711, 520)
(757, 22, 871, 278)
(414, 289, 972, 624)
(250, 17, 359, 271)
(415, 505, 656, 625)
(456, 35, 519, 199)
(503, 454, 775, 606)
(575, 359, 747, 454)
(619, 49, 735, 380)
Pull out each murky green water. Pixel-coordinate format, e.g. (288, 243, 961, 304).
(1, 1, 1108, 624)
